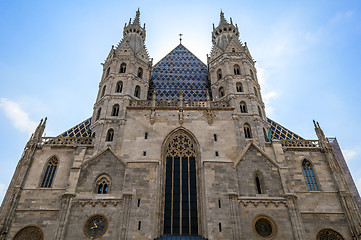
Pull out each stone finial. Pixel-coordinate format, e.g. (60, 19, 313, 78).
(219, 10, 228, 25)
(133, 8, 141, 26)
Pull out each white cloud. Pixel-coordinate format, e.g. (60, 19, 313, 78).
(0, 183, 6, 203)
(343, 149, 358, 162)
(0, 98, 38, 135)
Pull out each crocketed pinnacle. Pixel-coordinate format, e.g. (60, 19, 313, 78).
(219, 10, 228, 25)
(133, 8, 141, 26)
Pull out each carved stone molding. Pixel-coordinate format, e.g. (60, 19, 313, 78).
(73, 199, 122, 208)
(238, 197, 287, 208)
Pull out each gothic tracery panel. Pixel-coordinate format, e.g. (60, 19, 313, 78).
(317, 229, 344, 240)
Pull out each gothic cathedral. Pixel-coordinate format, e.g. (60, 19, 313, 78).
(1, 10, 361, 240)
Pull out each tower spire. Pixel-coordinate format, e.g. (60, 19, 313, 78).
(219, 10, 228, 25)
(133, 8, 141, 26)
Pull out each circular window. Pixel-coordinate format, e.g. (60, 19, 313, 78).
(84, 215, 108, 239)
(255, 218, 272, 237)
(317, 229, 344, 240)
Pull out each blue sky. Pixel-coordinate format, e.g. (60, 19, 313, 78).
(1, 0, 361, 202)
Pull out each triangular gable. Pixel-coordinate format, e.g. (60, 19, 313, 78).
(82, 147, 127, 169)
(225, 37, 243, 53)
(234, 142, 280, 168)
(209, 44, 224, 61)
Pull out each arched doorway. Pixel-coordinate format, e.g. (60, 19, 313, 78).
(163, 130, 198, 235)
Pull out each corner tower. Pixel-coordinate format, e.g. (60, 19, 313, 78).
(208, 11, 269, 146)
(90, 9, 152, 151)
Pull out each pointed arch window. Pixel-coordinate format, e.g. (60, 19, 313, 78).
(164, 131, 198, 236)
(96, 175, 110, 194)
(258, 106, 263, 118)
(240, 101, 248, 113)
(106, 129, 114, 142)
(254, 87, 259, 98)
(250, 69, 255, 79)
(302, 159, 319, 191)
(105, 67, 110, 77)
(111, 104, 120, 116)
(134, 85, 141, 98)
(255, 174, 262, 194)
(101, 85, 106, 98)
(116, 81, 123, 93)
(96, 108, 101, 121)
(40, 156, 59, 188)
(236, 82, 243, 92)
(263, 128, 269, 142)
(234, 65, 240, 75)
(120, 63, 126, 73)
(218, 87, 225, 98)
(137, 67, 143, 79)
(244, 123, 252, 139)
(217, 69, 222, 80)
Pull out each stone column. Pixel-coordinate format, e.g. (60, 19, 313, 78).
(54, 194, 75, 240)
(228, 192, 241, 240)
(119, 194, 133, 240)
(285, 194, 306, 240)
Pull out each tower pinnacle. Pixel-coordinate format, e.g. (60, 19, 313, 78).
(133, 8, 141, 26)
(219, 10, 228, 25)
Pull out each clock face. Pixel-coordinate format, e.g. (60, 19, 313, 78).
(84, 215, 107, 238)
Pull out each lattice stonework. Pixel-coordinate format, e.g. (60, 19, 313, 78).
(317, 229, 344, 240)
(267, 118, 303, 140)
(166, 132, 196, 157)
(150, 44, 208, 101)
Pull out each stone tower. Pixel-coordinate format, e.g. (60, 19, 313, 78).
(91, 9, 152, 153)
(208, 11, 268, 147)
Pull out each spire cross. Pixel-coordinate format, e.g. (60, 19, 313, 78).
(179, 33, 183, 44)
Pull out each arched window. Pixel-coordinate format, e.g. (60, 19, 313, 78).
(111, 104, 120, 116)
(244, 123, 252, 139)
(14, 226, 43, 240)
(137, 67, 143, 79)
(218, 87, 225, 98)
(217, 69, 222, 80)
(258, 106, 263, 118)
(134, 85, 141, 98)
(263, 128, 269, 142)
(255, 174, 262, 194)
(92, 132, 96, 138)
(302, 159, 319, 191)
(96, 175, 111, 194)
(232, 48, 235, 52)
(96, 108, 101, 121)
(250, 69, 255, 79)
(236, 82, 243, 92)
(240, 101, 247, 113)
(40, 156, 59, 188)
(254, 87, 258, 98)
(101, 85, 106, 98)
(164, 131, 198, 235)
(234, 65, 240, 75)
(106, 129, 114, 142)
(105, 67, 110, 77)
(120, 63, 126, 73)
(317, 229, 344, 240)
(116, 81, 123, 93)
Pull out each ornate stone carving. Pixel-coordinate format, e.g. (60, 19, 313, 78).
(317, 229, 344, 240)
(13, 226, 43, 240)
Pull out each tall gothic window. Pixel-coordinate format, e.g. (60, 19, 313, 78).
(254, 87, 258, 98)
(138, 67, 143, 79)
(234, 65, 240, 75)
(244, 123, 252, 139)
(106, 129, 114, 142)
(302, 159, 319, 191)
(255, 173, 262, 194)
(116, 81, 123, 93)
(101, 85, 106, 98)
(111, 104, 120, 116)
(240, 101, 247, 113)
(217, 69, 222, 80)
(236, 82, 243, 92)
(120, 63, 126, 73)
(250, 69, 255, 79)
(218, 87, 225, 98)
(40, 156, 59, 188)
(164, 131, 198, 236)
(96, 108, 101, 121)
(134, 85, 141, 98)
(258, 106, 263, 118)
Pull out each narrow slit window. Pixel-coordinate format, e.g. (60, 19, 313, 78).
(215, 151, 219, 157)
(255, 176, 262, 194)
(219, 223, 222, 232)
(138, 199, 141, 207)
(145, 132, 148, 139)
(214, 134, 217, 141)
(138, 221, 141, 230)
(218, 199, 221, 208)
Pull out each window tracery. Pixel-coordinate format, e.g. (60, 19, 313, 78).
(96, 175, 110, 194)
(302, 159, 319, 191)
(134, 85, 141, 98)
(244, 123, 252, 139)
(106, 129, 114, 142)
(116, 81, 123, 93)
(40, 156, 58, 188)
(13, 226, 43, 240)
(120, 63, 126, 73)
(236, 82, 243, 92)
(111, 104, 120, 116)
(234, 65, 240, 75)
(240, 101, 247, 113)
(317, 229, 344, 240)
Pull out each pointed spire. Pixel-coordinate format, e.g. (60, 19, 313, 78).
(219, 10, 228, 25)
(133, 8, 141, 26)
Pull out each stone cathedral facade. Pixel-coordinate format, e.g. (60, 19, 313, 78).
(1, 10, 361, 240)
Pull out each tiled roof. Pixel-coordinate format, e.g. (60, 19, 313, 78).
(57, 117, 303, 141)
(150, 44, 208, 101)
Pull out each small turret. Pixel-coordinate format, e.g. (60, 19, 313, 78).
(211, 10, 240, 50)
